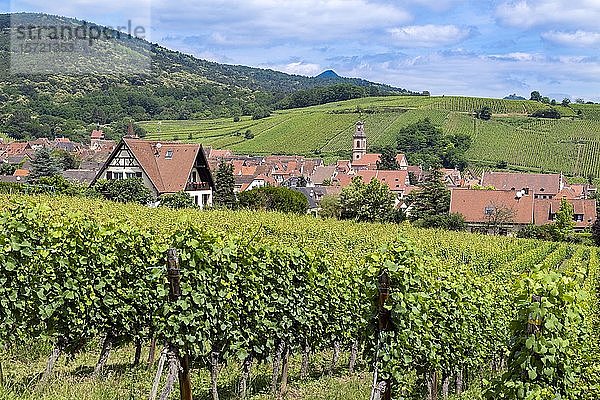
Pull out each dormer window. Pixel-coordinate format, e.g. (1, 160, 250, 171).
(484, 206, 494, 216)
(165, 150, 173, 159)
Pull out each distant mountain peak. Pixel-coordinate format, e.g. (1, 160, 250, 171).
(315, 70, 340, 79)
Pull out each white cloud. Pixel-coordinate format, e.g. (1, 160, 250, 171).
(496, 1, 600, 29)
(388, 24, 474, 47)
(541, 30, 600, 47)
(485, 52, 545, 62)
(153, 0, 412, 42)
(269, 61, 323, 76)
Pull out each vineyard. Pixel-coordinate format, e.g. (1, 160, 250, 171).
(1, 195, 600, 399)
(140, 95, 600, 177)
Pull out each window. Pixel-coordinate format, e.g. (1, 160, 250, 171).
(106, 171, 113, 180)
(484, 206, 494, 216)
(202, 194, 210, 206)
(575, 214, 584, 222)
(356, 140, 360, 147)
(136, 172, 142, 178)
(165, 150, 173, 159)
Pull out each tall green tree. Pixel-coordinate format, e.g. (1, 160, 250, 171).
(530, 91, 542, 101)
(29, 148, 61, 179)
(553, 197, 575, 240)
(376, 146, 400, 170)
(396, 119, 470, 170)
(339, 176, 395, 222)
(214, 161, 237, 208)
(407, 170, 450, 223)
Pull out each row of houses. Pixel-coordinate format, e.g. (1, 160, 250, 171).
(2, 122, 597, 235)
(450, 172, 597, 233)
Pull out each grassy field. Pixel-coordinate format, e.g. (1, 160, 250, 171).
(0, 340, 377, 400)
(140, 95, 600, 176)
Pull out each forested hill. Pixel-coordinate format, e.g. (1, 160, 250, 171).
(0, 13, 415, 142)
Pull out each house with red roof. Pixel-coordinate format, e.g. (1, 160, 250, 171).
(93, 138, 215, 208)
(450, 188, 596, 234)
(480, 171, 564, 199)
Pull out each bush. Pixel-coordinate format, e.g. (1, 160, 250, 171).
(93, 178, 153, 204)
(238, 186, 308, 214)
(476, 106, 492, 120)
(414, 213, 466, 231)
(159, 191, 196, 209)
(530, 108, 561, 119)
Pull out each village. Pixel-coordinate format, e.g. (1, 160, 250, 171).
(0, 120, 596, 236)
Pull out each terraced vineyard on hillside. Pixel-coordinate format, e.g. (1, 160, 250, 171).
(141, 95, 600, 177)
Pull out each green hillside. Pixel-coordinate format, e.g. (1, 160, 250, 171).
(0, 13, 413, 142)
(141, 95, 600, 177)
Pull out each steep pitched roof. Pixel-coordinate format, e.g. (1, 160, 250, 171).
(481, 172, 561, 195)
(450, 189, 535, 224)
(119, 138, 209, 194)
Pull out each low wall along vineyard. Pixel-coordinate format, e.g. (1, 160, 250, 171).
(0, 195, 599, 399)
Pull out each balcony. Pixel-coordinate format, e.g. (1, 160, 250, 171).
(186, 181, 211, 191)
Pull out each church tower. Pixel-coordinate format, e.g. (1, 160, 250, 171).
(352, 121, 367, 161)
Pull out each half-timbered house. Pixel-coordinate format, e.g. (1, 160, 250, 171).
(92, 138, 214, 208)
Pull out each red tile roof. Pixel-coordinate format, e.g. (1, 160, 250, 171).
(450, 189, 535, 224)
(534, 198, 596, 228)
(123, 138, 207, 194)
(351, 153, 381, 167)
(357, 170, 409, 191)
(481, 172, 562, 195)
(5, 142, 30, 156)
(13, 169, 29, 177)
(91, 130, 105, 139)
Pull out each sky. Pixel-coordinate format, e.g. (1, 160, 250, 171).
(4, 0, 600, 101)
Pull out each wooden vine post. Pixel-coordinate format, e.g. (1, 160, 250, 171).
(167, 248, 193, 400)
(371, 269, 392, 400)
(527, 294, 543, 335)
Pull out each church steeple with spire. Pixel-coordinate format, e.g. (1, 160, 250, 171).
(352, 121, 367, 161)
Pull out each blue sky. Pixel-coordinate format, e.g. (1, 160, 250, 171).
(5, 0, 600, 101)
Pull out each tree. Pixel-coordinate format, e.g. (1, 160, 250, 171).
(397, 119, 470, 170)
(318, 195, 341, 219)
(29, 147, 61, 179)
(406, 170, 450, 223)
(36, 175, 98, 197)
(475, 106, 492, 120)
(553, 197, 575, 240)
(376, 146, 400, 170)
(339, 176, 395, 222)
(541, 96, 550, 104)
(52, 149, 80, 170)
(530, 108, 561, 119)
(238, 186, 308, 214)
(561, 98, 571, 107)
(484, 203, 516, 235)
(591, 219, 600, 246)
(159, 191, 196, 209)
(213, 161, 237, 208)
(0, 162, 17, 176)
(93, 178, 153, 204)
(530, 91, 542, 101)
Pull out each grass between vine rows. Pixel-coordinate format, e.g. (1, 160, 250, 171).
(0, 339, 484, 399)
